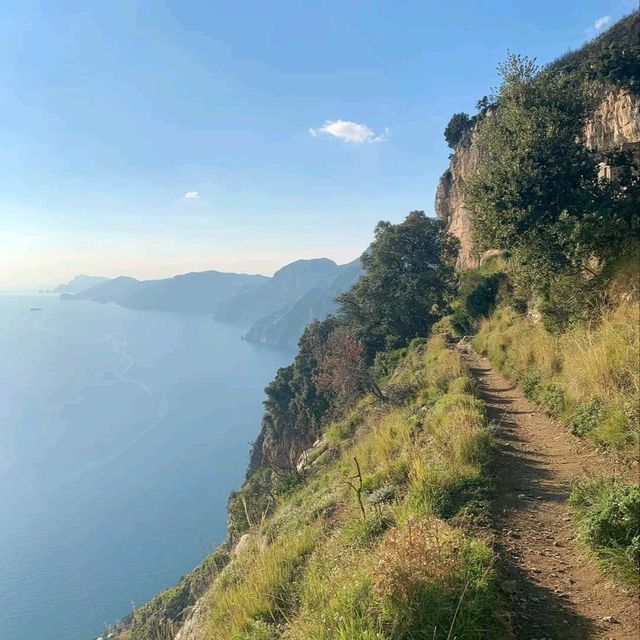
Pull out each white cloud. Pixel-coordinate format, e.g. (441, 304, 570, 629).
(184, 191, 199, 199)
(594, 15, 611, 29)
(309, 119, 389, 143)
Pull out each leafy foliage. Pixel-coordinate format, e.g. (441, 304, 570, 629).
(545, 11, 640, 96)
(444, 111, 472, 148)
(250, 318, 338, 473)
(570, 477, 640, 583)
(313, 325, 387, 407)
(466, 54, 639, 320)
(338, 211, 458, 361)
(450, 269, 508, 335)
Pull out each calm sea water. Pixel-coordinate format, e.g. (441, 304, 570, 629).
(0, 294, 292, 640)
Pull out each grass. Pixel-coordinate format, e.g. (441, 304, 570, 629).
(183, 335, 509, 640)
(569, 476, 640, 586)
(473, 299, 640, 451)
(203, 525, 320, 638)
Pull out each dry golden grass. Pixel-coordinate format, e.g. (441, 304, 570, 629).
(474, 298, 640, 449)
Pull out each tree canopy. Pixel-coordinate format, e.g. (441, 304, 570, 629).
(338, 211, 458, 360)
(444, 112, 472, 149)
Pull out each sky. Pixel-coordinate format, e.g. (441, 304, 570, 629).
(0, 0, 635, 288)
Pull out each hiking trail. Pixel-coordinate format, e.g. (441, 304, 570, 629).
(460, 347, 639, 640)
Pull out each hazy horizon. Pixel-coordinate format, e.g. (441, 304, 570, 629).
(2, 0, 633, 288)
(0, 246, 364, 291)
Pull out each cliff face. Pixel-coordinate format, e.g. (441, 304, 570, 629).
(584, 90, 640, 152)
(434, 126, 482, 269)
(435, 90, 640, 270)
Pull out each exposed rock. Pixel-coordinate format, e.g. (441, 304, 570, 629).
(585, 90, 640, 153)
(173, 600, 208, 640)
(296, 439, 329, 472)
(435, 125, 482, 270)
(234, 532, 255, 556)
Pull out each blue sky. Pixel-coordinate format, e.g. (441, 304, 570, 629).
(1, 0, 634, 287)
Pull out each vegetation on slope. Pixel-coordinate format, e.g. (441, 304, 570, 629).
(446, 14, 640, 587)
(199, 336, 507, 639)
(570, 476, 640, 586)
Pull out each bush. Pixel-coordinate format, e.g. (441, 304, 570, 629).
(372, 347, 407, 384)
(536, 381, 565, 417)
(451, 270, 509, 335)
(373, 518, 504, 639)
(571, 398, 605, 436)
(570, 477, 640, 583)
(521, 369, 542, 400)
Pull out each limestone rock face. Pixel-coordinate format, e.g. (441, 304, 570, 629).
(585, 90, 640, 152)
(173, 601, 207, 640)
(435, 125, 482, 270)
(435, 90, 640, 270)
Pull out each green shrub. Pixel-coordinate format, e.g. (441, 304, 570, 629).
(571, 398, 605, 436)
(341, 512, 395, 549)
(372, 347, 407, 384)
(234, 619, 277, 640)
(536, 381, 565, 417)
(451, 270, 509, 336)
(570, 477, 640, 583)
(444, 112, 472, 148)
(521, 369, 542, 400)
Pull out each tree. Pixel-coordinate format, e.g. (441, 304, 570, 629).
(338, 211, 458, 361)
(313, 325, 386, 409)
(444, 112, 472, 149)
(249, 318, 337, 473)
(466, 53, 639, 304)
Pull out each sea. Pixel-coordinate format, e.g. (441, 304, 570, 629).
(0, 293, 292, 640)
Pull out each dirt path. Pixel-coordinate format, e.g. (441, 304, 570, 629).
(461, 349, 639, 640)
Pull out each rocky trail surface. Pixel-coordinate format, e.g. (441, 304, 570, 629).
(460, 347, 639, 640)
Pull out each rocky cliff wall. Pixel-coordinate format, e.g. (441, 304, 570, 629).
(435, 90, 640, 270)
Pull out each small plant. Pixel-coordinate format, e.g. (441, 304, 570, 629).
(366, 483, 399, 508)
(521, 369, 542, 400)
(571, 397, 605, 436)
(536, 381, 565, 417)
(342, 512, 395, 549)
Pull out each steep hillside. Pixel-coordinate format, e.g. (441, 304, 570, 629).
(98, 14, 639, 640)
(64, 272, 267, 314)
(61, 259, 361, 345)
(215, 258, 341, 327)
(106, 336, 508, 640)
(118, 271, 267, 314)
(71, 275, 140, 302)
(243, 258, 362, 347)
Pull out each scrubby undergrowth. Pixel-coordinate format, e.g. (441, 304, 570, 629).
(470, 252, 640, 586)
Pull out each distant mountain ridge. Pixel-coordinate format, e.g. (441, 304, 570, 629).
(58, 256, 362, 347)
(54, 275, 109, 294)
(243, 258, 362, 347)
(215, 258, 340, 326)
